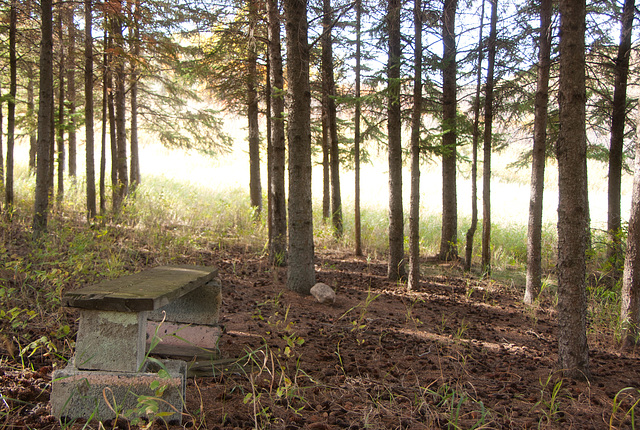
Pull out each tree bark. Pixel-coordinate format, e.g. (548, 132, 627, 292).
(354, 0, 362, 256)
(408, 0, 422, 291)
(129, 0, 141, 190)
(248, 0, 262, 217)
(56, 9, 65, 205)
(285, 0, 315, 294)
(267, 0, 287, 265)
(111, 3, 128, 214)
(606, 0, 635, 274)
(322, 123, 330, 219)
(387, 0, 405, 281)
(100, 33, 108, 215)
(463, 0, 485, 272)
(557, 0, 589, 380)
(85, 0, 96, 220)
(67, 4, 77, 179)
(27, 63, 37, 172)
(439, 0, 458, 261)
(620, 110, 640, 348)
(481, 0, 498, 275)
(106, 31, 118, 214)
(34, 0, 54, 234)
(6, 0, 17, 210)
(322, 0, 343, 237)
(524, 0, 552, 304)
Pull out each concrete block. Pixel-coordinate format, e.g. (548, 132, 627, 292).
(147, 321, 221, 358)
(75, 309, 147, 372)
(51, 359, 186, 425)
(148, 278, 222, 325)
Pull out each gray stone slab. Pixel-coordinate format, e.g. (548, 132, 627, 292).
(75, 310, 147, 372)
(51, 359, 186, 425)
(148, 278, 222, 325)
(62, 266, 219, 312)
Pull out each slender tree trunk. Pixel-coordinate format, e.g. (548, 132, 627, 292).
(439, 0, 458, 261)
(267, 0, 287, 265)
(408, 0, 422, 291)
(620, 110, 640, 348)
(524, 0, 552, 304)
(56, 9, 65, 206)
(285, 0, 315, 294)
(0, 86, 3, 194)
(106, 32, 118, 212)
(27, 63, 37, 172)
(481, 0, 498, 275)
(322, 125, 330, 219)
(387, 0, 405, 281)
(464, 0, 485, 272)
(607, 0, 635, 274)
(34, 0, 54, 234)
(100, 33, 108, 215)
(85, 0, 96, 220)
(67, 4, 77, 179)
(557, 0, 589, 380)
(129, 0, 141, 190)
(6, 0, 17, 210)
(112, 3, 128, 214)
(248, 0, 262, 217)
(354, 0, 362, 256)
(322, 0, 343, 237)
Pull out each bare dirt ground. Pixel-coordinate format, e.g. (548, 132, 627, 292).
(2, 247, 640, 429)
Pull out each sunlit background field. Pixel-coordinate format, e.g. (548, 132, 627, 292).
(9, 113, 634, 274)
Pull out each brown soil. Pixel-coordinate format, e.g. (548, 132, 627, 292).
(2, 247, 640, 429)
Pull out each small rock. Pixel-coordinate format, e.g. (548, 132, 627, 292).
(310, 283, 336, 304)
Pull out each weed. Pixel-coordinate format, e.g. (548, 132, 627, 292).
(534, 372, 568, 426)
(609, 387, 640, 429)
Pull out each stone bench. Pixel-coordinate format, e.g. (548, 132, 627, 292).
(51, 265, 222, 425)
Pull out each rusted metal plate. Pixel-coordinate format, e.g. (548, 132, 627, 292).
(62, 265, 218, 312)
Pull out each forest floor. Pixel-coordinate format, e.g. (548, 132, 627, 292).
(2, 245, 640, 429)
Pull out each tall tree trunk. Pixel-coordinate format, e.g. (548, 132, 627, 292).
(322, 0, 343, 237)
(56, 9, 65, 206)
(439, 0, 458, 261)
(112, 4, 128, 215)
(408, 0, 422, 291)
(285, 0, 315, 294)
(267, 0, 287, 265)
(67, 4, 77, 179)
(110, 0, 129, 216)
(129, 0, 141, 190)
(6, 0, 17, 210)
(248, 0, 262, 217)
(322, 125, 330, 219)
(387, 0, 405, 281)
(620, 110, 640, 348)
(354, 0, 362, 256)
(100, 33, 108, 215)
(33, 0, 54, 234)
(0, 85, 3, 194)
(85, 0, 96, 220)
(27, 63, 37, 172)
(607, 0, 635, 274)
(464, 0, 485, 272)
(524, 0, 552, 304)
(481, 0, 498, 275)
(557, 0, 589, 380)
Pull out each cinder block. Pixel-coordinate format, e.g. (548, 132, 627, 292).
(75, 310, 147, 372)
(148, 278, 221, 325)
(51, 359, 186, 425)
